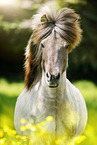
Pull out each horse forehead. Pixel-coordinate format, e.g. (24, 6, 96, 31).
(43, 33, 64, 48)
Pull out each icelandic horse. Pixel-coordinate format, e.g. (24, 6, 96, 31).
(14, 7, 87, 145)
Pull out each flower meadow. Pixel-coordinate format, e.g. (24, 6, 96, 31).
(0, 116, 86, 145)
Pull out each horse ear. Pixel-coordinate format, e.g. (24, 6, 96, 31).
(41, 14, 48, 23)
(24, 35, 42, 90)
(73, 14, 80, 22)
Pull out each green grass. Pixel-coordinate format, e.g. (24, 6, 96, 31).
(0, 78, 24, 98)
(73, 80, 97, 101)
(0, 78, 97, 145)
(73, 80, 97, 145)
(0, 78, 24, 129)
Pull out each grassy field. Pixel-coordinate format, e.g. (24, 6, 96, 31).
(0, 78, 97, 145)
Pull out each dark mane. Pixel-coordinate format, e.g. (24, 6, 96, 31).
(25, 8, 82, 89)
(24, 35, 42, 89)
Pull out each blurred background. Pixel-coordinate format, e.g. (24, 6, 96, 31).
(0, 0, 97, 144)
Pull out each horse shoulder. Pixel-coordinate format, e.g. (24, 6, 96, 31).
(14, 87, 38, 135)
(65, 79, 87, 135)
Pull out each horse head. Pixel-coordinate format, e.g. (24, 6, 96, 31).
(25, 8, 82, 89)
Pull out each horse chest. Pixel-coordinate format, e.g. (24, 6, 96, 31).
(32, 93, 79, 137)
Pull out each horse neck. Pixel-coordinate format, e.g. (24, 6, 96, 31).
(41, 71, 67, 99)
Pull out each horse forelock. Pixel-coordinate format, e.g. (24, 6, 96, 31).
(32, 7, 82, 52)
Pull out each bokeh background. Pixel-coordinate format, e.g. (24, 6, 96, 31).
(0, 0, 97, 144)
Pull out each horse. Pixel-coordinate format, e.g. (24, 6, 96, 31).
(14, 7, 87, 145)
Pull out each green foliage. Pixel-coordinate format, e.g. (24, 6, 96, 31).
(0, 17, 31, 62)
(0, 0, 44, 62)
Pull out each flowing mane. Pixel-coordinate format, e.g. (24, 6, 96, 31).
(25, 8, 82, 89)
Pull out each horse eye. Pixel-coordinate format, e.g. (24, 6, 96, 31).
(65, 45, 69, 49)
(41, 43, 44, 48)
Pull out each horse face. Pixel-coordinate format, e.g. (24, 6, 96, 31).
(41, 33, 69, 88)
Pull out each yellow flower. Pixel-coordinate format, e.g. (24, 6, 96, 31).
(46, 116, 53, 122)
(0, 130, 4, 138)
(0, 138, 6, 144)
(67, 143, 74, 145)
(26, 123, 31, 129)
(17, 142, 21, 144)
(40, 121, 46, 126)
(11, 130, 17, 135)
(0, 139, 4, 144)
(55, 139, 61, 144)
(36, 123, 41, 128)
(3, 126, 9, 132)
(16, 135, 21, 138)
(74, 136, 86, 144)
(20, 126, 26, 132)
(23, 138, 27, 141)
(21, 136, 27, 140)
(20, 118, 26, 124)
(31, 125, 36, 132)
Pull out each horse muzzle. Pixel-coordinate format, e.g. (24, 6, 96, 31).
(46, 72, 60, 88)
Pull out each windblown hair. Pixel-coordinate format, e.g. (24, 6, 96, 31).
(25, 8, 82, 89)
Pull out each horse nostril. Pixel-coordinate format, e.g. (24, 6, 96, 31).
(46, 72, 50, 78)
(56, 73, 60, 81)
(46, 72, 60, 82)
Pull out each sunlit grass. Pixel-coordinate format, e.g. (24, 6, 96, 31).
(73, 80, 97, 101)
(73, 80, 97, 145)
(0, 78, 24, 97)
(0, 78, 24, 128)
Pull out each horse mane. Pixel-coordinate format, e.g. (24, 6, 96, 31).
(24, 35, 42, 89)
(25, 7, 82, 89)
